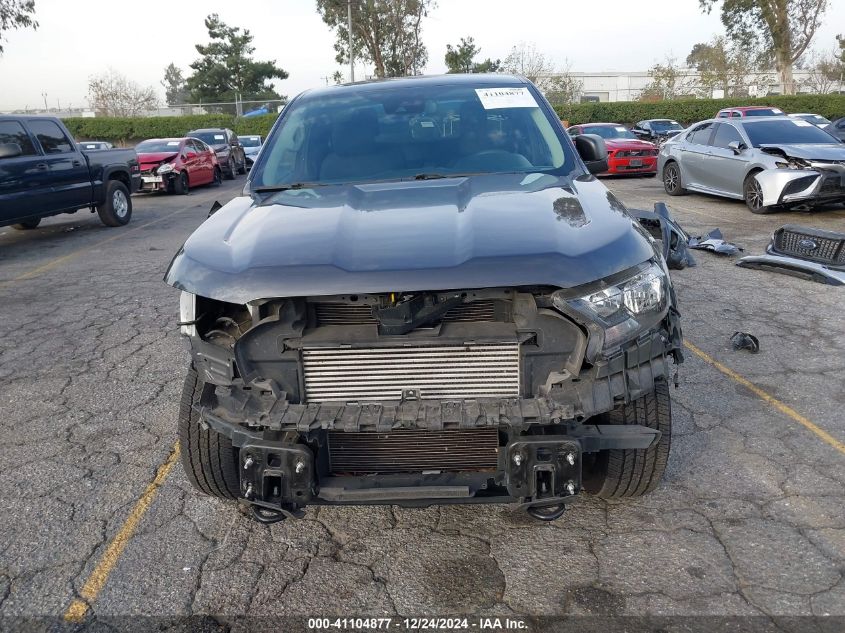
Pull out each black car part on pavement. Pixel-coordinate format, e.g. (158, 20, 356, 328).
(730, 331, 760, 353)
(629, 202, 696, 270)
(736, 224, 845, 286)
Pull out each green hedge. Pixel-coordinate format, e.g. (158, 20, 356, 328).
(63, 114, 279, 144)
(555, 94, 845, 126)
(63, 93, 845, 143)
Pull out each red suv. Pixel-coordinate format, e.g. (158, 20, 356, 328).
(716, 106, 784, 118)
(136, 137, 221, 194)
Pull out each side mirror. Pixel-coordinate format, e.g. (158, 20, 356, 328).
(0, 142, 23, 159)
(727, 140, 746, 154)
(574, 134, 609, 175)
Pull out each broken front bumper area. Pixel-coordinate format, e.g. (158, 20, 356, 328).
(201, 409, 660, 518)
(755, 164, 845, 207)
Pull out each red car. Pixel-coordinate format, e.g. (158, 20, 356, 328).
(135, 137, 221, 194)
(567, 123, 659, 176)
(716, 106, 784, 118)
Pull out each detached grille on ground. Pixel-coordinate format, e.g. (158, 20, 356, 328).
(302, 343, 520, 403)
(314, 300, 497, 327)
(773, 225, 845, 265)
(327, 428, 500, 474)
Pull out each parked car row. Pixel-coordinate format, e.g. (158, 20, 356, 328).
(134, 128, 264, 195)
(565, 106, 844, 212)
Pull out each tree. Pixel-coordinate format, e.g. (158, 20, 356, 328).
(88, 69, 159, 116)
(161, 63, 189, 106)
(686, 36, 763, 97)
(316, 0, 432, 78)
(699, 0, 828, 94)
(799, 49, 842, 93)
(638, 56, 696, 101)
(0, 0, 36, 53)
(502, 43, 582, 109)
(502, 42, 554, 87)
(444, 36, 500, 74)
(187, 14, 288, 113)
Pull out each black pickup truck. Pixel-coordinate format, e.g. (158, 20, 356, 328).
(0, 116, 140, 230)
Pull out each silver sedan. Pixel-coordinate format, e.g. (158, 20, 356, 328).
(657, 116, 845, 214)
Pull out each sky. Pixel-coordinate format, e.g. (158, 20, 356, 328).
(1, 0, 843, 111)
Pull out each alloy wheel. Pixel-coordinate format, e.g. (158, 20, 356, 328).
(113, 189, 129, 218)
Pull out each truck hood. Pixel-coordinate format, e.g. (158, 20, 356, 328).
(759, 143, 845, 160)
(165, 173, 655, 303)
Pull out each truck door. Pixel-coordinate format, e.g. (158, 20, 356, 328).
(0, 119, 53, 224)
(25, 119, 92, 212)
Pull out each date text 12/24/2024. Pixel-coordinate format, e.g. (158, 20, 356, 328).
(307, 618, 528, 631)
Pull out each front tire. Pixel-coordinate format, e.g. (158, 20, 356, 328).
(744, 173, 775, 214)
(662, 162, 686, 196)
(178, 367, 240, 500)
(174, 171, 190, 195)
(224, 157, 236, 180)
(583, 382, 672, 498)
(12, 218, 41, 230)
(97, 180, 132, 227)
(237, 156, 247, 175)
(212, 166, 222, 186)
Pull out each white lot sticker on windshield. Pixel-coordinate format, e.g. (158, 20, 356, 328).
(167, 141, 180, 146)
(615, 126, 627, 132)
(475, 87, 538, 109)
(793, 119, 812, 127)
(214, 134, 225, 140)
(670, 121, 679, 125)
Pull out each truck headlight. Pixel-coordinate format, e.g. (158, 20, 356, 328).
(553, 262, 668, 349)
(178, 291, 197, 337)
(157, 162, 175, 175)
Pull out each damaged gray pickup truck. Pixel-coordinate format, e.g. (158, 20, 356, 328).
(165, 75, 683, 522)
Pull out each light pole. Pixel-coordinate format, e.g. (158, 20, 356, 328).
(348, 0, 354, 82)
(42, 92, 48, 111)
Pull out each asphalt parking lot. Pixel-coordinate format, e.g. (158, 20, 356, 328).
(0, 175, 843, 629)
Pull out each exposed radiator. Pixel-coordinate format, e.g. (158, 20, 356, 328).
(327, 428, 500, 474)
(302, 343, 520, 403)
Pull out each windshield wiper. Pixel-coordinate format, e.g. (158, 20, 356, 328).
(413, 173, 449, 180)
(252, 183, 321, 193)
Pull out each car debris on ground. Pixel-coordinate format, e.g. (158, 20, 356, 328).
(736, 224, 845, 286)
(629, 202, 696, 269)
(731, 331, 760, 353)
(688, 229, 743, 255)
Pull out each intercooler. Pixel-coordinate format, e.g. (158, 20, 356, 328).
(302, 343, 520, 403)
(327, 428, 500, 473)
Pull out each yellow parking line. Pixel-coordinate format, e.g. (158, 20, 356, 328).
(63, 442, 181, 623)
(0, 204, 196, 289)
(684, 341, 845, 456)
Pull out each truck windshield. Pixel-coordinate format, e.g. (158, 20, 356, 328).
(252, 83, 570, 188)
(742, 119, 843, 146)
